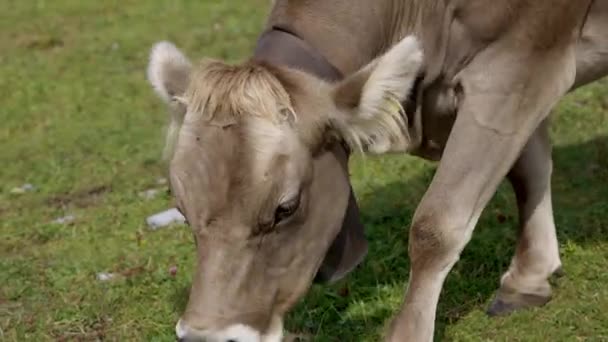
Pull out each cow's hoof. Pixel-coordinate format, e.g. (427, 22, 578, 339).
(487, 290, 552, 317)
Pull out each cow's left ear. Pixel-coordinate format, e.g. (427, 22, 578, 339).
(147, 41, 193, 160)
(330, 36, 423, 154)
(147, 41, 192, 102)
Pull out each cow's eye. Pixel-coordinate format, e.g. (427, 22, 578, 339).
(274, 193, 300, 224)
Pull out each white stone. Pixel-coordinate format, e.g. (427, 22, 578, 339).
(146, 208, 185, 230)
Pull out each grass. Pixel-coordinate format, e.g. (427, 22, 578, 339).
(1, 1, 607, 341)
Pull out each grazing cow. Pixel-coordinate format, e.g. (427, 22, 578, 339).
(146, 0, 608, 341)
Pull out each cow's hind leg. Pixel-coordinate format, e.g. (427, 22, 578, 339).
(487, 119, 563, 316)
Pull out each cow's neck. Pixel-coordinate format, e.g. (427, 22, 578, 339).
(260, 0, 434, 75)
(252, 1, 454, 159)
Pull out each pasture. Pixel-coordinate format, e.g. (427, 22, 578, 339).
(1, 1, 607, 341)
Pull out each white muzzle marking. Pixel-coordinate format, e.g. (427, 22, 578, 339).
(175, 317, 283, 342)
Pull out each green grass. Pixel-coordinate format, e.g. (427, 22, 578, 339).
(1, 1, 607, 341)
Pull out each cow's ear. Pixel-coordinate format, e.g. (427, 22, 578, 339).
(147, 41, 192, 160)
(147, 41, 192, 102)
(330, 36, 423, 153)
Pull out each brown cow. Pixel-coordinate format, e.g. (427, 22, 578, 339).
(146, 0, 608, 341)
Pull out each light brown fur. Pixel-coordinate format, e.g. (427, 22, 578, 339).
(146, 1, 608, 341)
(185, 60, 294, 126)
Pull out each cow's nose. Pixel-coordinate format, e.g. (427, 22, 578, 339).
(176, 337, 239, 342)
(177, 319, 241, 342)
(176, 319, 204, 341)
(177, 318, 263, 342)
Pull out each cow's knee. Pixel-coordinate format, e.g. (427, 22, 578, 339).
(388, 206, 473, 342)
(408, 206, 471, 273)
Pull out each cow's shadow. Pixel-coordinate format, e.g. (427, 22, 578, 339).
(294, 134, 608, 341)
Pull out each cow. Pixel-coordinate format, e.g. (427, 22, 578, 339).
(145, 0, 608, 341)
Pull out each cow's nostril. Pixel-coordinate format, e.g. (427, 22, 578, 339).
(227, 340, 237, 342)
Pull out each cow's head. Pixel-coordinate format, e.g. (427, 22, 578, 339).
(146, 37, 422, 342)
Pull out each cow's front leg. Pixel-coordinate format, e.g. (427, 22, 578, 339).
(386, 104, 542, 342)
(488, 119, 563, 316)
(386, 41, 577, 342)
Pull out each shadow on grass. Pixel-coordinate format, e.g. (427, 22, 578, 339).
(286, 135, 608, 341)
(171, 284, 191, 315)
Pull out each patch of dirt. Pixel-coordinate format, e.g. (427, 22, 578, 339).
(46, 185, 111, 209)
(118, 265, 146, 278)
(18, 34, 64, 50)
(338, 285, 350, 297)
(98, 263, 149, 282)
(0, 289, 9, 306)
(600, 98, 608, 111)
(495, 209, 509, 224)
(0, 205, 8, 217)
(284, 332, 313, 342)
(53, 316, 109, 342)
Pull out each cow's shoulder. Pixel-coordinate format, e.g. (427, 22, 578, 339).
(452, 0, 592, 49)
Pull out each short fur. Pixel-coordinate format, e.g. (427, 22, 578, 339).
(149, 36, 424, 159)
(185, 60, 294, 127)
(146, 0, 608, 340)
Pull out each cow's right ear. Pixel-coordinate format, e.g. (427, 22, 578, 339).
(147, 41, 192, 103)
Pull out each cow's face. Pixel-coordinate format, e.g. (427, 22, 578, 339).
(146, 38, 422, 342)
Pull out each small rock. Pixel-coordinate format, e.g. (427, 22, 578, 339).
(146, 208, 186, 230)
(96, 272, 116, 281)
(156, 177, 168, 185)
(10, 183, 36, 194)
(138, 188, 161, 200)
(111, 42, 119, 51)
(52, 215, 75, 225)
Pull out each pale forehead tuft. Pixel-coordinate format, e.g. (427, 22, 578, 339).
(171, 61, 304, 190)
(183, 60, 294, 127)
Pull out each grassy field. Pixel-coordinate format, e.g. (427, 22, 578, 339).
(1, 1, 607, 341)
